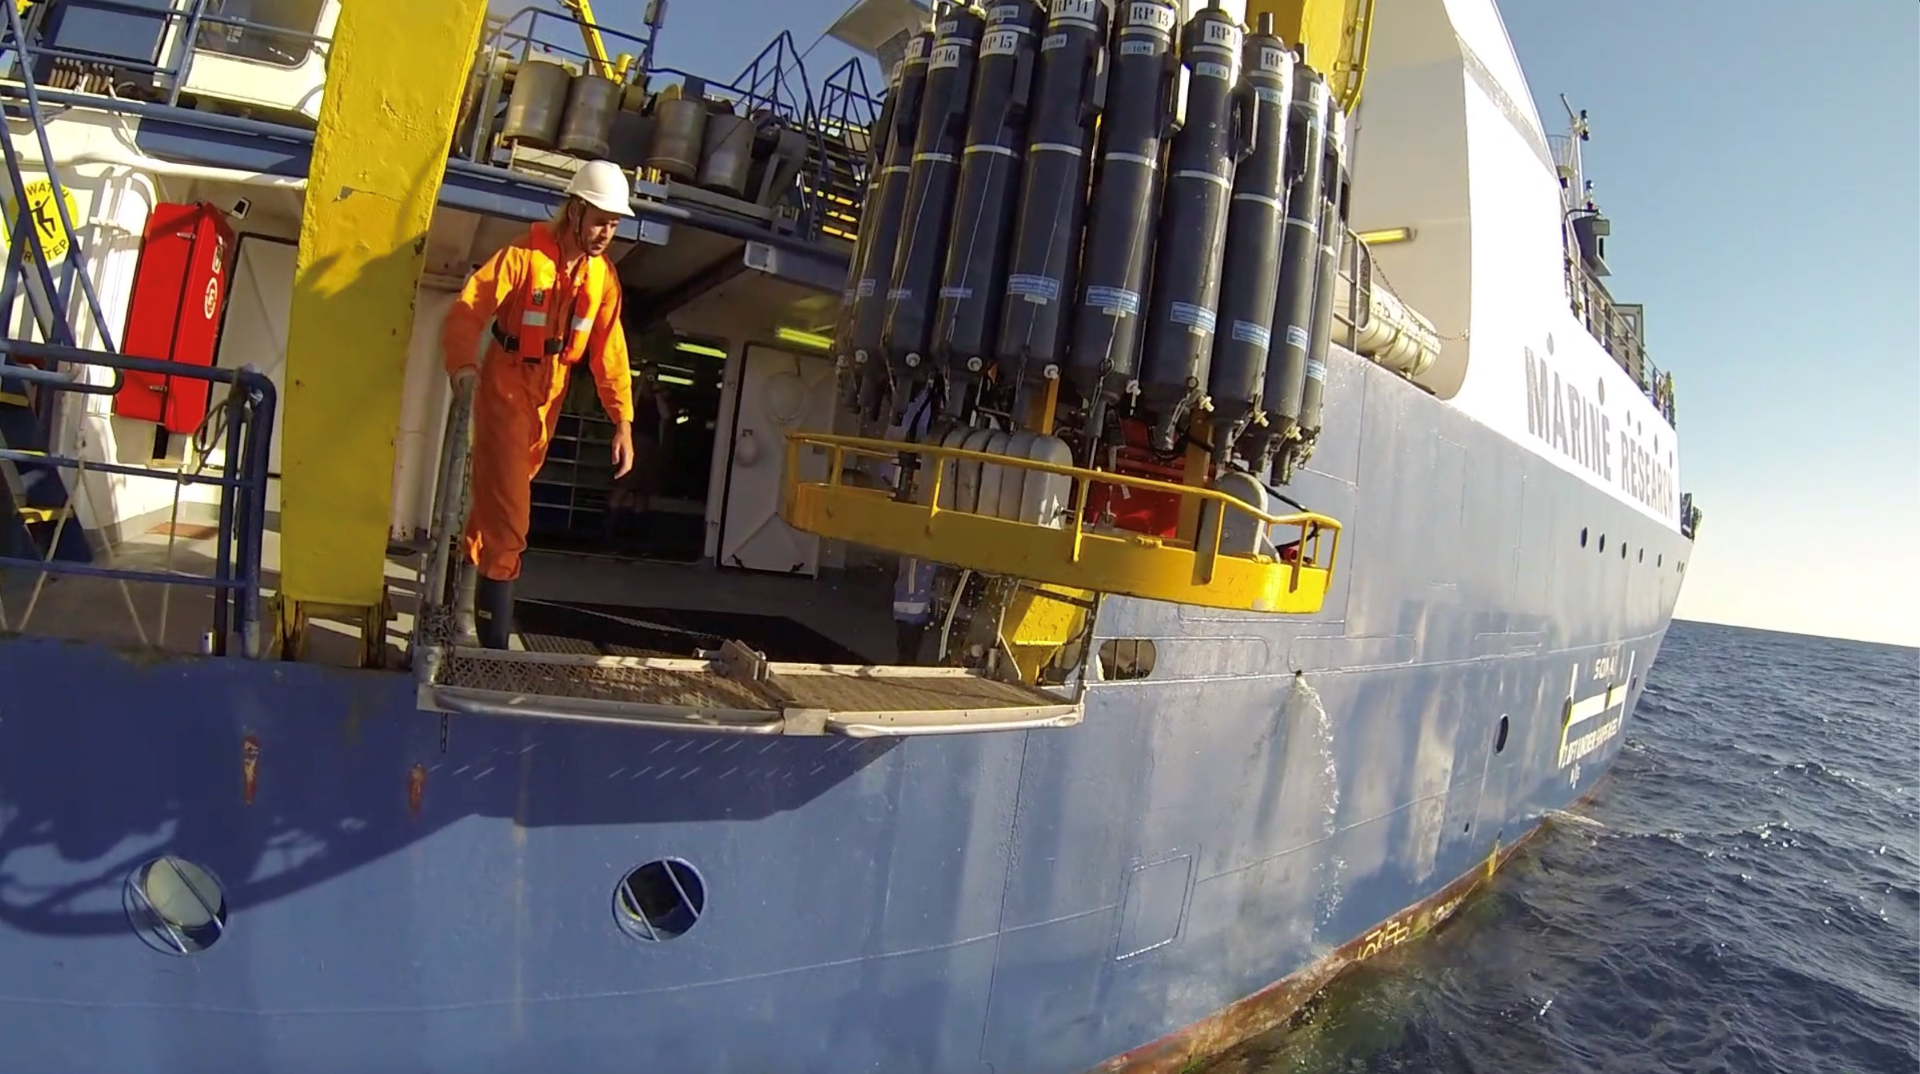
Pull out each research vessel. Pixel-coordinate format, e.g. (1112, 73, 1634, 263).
(0, 0, 1698, 1071)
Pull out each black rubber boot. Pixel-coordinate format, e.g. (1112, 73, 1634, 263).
(894, 621, 928, 665)
(453, 563, 479, 645)
(475, 576, 516, 650)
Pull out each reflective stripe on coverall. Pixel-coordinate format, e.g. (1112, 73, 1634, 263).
(441, 221, 635, 582)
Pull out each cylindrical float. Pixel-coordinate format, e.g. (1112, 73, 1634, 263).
(698, 110, 757, 195)
(500, 59, 571, 148)
(930, 0, 1047, 415)
(557, 73, 621, 158)
(1205, 16, 1292, 460)
(1137, 1, 1250, 454)
(1065, 0, 1179, 443)
(647, 80, 710, 180)
(993, 0, 1113, 407)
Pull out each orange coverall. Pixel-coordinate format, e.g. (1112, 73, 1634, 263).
(442, 221, 635, 581)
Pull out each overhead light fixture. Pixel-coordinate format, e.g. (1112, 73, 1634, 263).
(775, 327, 832, 351)
(676, 341, 728, 359)
(1356, 227, 1414, 245)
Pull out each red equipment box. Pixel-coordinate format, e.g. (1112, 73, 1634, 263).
(113, 202, 235, 435)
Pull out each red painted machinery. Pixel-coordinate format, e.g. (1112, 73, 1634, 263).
(113, 202, 235, 434)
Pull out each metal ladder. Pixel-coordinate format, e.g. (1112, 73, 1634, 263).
(409, 381, 1085, 737)
(0, 1, 278, 654)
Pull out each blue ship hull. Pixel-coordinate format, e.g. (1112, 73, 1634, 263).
(0, 348, 1687, 1073)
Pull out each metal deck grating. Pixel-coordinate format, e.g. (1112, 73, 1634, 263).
(437, 651, 777, 711)
(427, 647, 1080, 733)
(772, 669, 1061, 713)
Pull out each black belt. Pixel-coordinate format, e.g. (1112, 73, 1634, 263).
(492, 321, 563, 360)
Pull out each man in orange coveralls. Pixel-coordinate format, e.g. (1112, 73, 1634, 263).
(443, 160, 636, 648)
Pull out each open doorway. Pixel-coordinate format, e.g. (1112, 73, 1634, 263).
(525, 328, 727, 564)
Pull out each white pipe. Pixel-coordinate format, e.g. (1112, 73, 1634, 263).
(63, 148, 308, 190)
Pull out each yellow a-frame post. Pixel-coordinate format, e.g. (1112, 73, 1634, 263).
(277, 0, 489, 663)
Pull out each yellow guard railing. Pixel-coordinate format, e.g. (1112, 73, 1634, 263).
(782, 433, 1342, 615)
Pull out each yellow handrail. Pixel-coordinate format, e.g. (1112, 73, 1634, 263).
(784, 431, 1342, 608)
(790, 432, 1342, 533)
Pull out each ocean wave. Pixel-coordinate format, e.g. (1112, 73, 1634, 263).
(1221, 621, 1920, 1074)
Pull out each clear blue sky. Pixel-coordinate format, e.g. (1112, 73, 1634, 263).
(534, 0, 1920, 646)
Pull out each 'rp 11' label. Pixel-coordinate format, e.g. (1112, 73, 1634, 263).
(1050, 0, 1102, 22)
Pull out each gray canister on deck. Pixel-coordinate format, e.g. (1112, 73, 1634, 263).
(501, 59, 571, 149)
(558, 73, 621, 158)
(698, 111, 757, 196)
(648, 82, 709, 181)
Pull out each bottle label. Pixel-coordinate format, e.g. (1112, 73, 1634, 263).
(1285, 324, 1310, 350)
(983, 29, 1022, 56)
(1008, 274, 1061, 302)
(1085, 285, 1141, 315)
(1231, 320, 1271, 349)
(1260, 46, 1289, 73)
(1126, 2, 1175, 32)
(931, 43, 965, 69)
(1169, 301, 1217, 334)
(1194, 60, 1233, 81)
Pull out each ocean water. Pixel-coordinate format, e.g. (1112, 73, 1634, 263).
(1209, 620, 1920, 1074)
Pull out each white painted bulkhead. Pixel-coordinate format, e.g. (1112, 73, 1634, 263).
(1356, 0, 1682, 528)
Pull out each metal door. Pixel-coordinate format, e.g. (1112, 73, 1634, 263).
(716, 345, 837, 575)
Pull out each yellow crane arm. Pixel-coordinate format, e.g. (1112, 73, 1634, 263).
(556, 0, 634, 82)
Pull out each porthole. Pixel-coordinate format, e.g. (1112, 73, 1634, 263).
(1598, 534, 1606, 553)
(1494, 714, 1510, 753)
(1099, 638, 1157, 681)
(1638, 548, 1644, 563)
(126, 856, 227, 955)
(1657, 554, 1663, 567)
(614, 859, 706, 942)
(1621, 543, 1628, 560)
(1579, 527, 1588, 548)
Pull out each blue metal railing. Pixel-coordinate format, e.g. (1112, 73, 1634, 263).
(0, 1, 277, 656)
(0, 342, 276, 656)
(15, 0, 334, 109)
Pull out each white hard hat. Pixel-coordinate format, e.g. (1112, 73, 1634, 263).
(565, 159, 633, 217)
